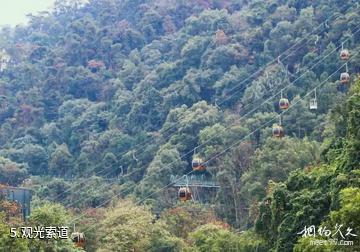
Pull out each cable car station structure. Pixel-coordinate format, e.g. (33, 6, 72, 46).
(0, 186, 32, 221)
(171, 174, 220, 188)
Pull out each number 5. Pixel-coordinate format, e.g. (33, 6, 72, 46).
(10, 228, 17, 238)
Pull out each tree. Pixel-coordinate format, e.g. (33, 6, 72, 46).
(136, 144, 186, 205)
(0, 212, 28, 251)
(161, 205, 219, 239)
(189, 223, 240, 252)
(49, 144, 73, 177)
(212, 141, 255, 228)
(0, 1, 359, 251)
(205, 45, 240, 72)
(29, 202, 70, 228)
(327, 188, 360, 251)
(97, 199, 154, 252)
(0, 157, 28, 186)
(21, 144, 48, 175)
(28, 202, 78, 251)
(144, 221, 186, 252)
(241, 137, 320, 227)
(181, 36, 210, 67)
(101, 152, 118, 175)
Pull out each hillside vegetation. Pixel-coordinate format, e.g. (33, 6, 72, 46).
(0, 0, 359, 251)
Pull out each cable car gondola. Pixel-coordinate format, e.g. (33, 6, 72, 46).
(192, 157, 206, 171)
(178, 187, 192, 201)
(309, 88, 318, 110)
(340, 72, 350, 84)
(279, 90, 290, 110)
(340, 49, 350, 61)
(309, 99, 317, 110)
(340, 62, 350, 85)
(340, 43, 350, 61)
(71, 232, 85, 248)
(192, 147, 206, 171)
(272, 116, 284, 138)
(279, 98, 290, 110)
(272, 124, 284, 138)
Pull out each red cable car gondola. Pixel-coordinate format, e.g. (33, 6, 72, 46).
(279, 98, 290, 110)
(178, 187, 192, 201)
(192, 157, 206, 171)
(71, 232, 85, 248)
(272, 124, 284, 138)
(279, 89, 290, 110)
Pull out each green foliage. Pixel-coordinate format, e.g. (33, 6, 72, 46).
(241, 137, 320, 212)
(29, 202, 71, 227)
(97, 199, 155, 251)
(49, 144, 73, 177)
(21, 144, 48, 175)
(0, 213, 28, 251)
(0, 157, 28, 186)
(0, 0, 359, 251)
(237, 231, 269, 252)
(137, 143, 186, 200)
(161, 205, 218, 240)
(327, 187, 360, 250)
(254, 81, 360, 251)
(0, 203, 79, 252)
(294, 187, 360, 252)
(189, 223, 240, 252)
(145, 222, 187, 252)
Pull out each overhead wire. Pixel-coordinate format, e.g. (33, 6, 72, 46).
(40, 7, 357, 216)
(79, 63, 347, 234)
(60, 26, 360, 211)
(58, 17, 360, 212)
(75, 52, 358, 233)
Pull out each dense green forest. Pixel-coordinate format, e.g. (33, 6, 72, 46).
(0, 0, 359, 251)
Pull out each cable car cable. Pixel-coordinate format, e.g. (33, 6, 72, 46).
(47, 11, 360, 210)
(73, 57, 356, 233)
(58, 28, 360, 211)
(77, 66, 343, 234)
(60, 32, 359, 212)
(44, 12, 347, 202)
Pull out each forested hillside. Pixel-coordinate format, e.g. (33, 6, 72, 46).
(0, 0, 359, 251)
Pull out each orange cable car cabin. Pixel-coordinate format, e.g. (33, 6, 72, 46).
(178, 187, 192, 201)
(272, 124, 284, 138)
(71, 232, 85, 248)
(192, 157, 206, 171)
(279, 98, 290, 110)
